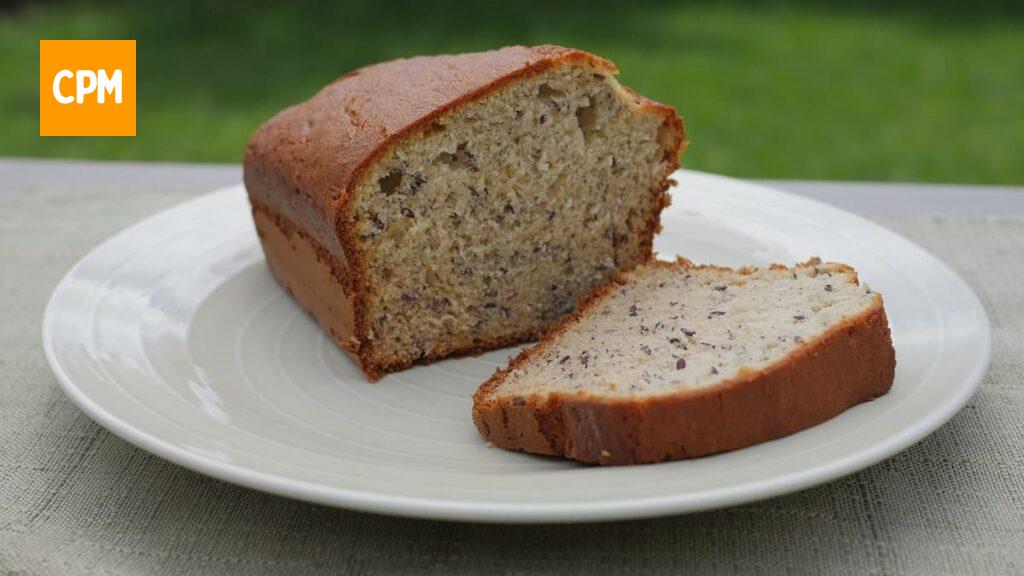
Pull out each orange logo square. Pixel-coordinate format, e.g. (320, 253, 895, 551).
(39, 40, 136, 137)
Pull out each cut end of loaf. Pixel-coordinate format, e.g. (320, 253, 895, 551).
(348, 55, 684, 376)
(473, 258, 896, 465)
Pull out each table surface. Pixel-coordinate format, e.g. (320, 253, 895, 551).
(2, 157, 1022, 575)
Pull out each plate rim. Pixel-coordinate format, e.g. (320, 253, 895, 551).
(41, 170, 992, 523)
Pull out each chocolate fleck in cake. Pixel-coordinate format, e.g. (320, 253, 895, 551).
(244, 45, 686, 381)
(473, 258, 896, 465)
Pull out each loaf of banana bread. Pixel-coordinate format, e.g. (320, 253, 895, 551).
(244, 45, 686, 380)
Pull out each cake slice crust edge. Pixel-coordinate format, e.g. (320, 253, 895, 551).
(472, 258, 897, 465)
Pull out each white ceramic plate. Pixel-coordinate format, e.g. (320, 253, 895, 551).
(43, 170, 990, 523)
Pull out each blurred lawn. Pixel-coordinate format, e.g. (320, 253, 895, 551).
(2, 0, 1022, 183)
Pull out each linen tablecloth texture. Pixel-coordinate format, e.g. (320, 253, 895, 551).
(1, 184, 1021, 575)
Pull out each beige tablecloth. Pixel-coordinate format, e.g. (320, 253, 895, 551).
(2, 183, 1022, 575)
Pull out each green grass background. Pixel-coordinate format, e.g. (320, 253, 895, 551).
(2, 0, 1022, 183)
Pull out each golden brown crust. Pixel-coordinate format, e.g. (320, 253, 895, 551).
(244, 45, 685, 381)
(472, 259, 896, 465)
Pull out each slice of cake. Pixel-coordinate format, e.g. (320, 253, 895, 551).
(244, 45, 686, 380)
(473, 258, 896, 465)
